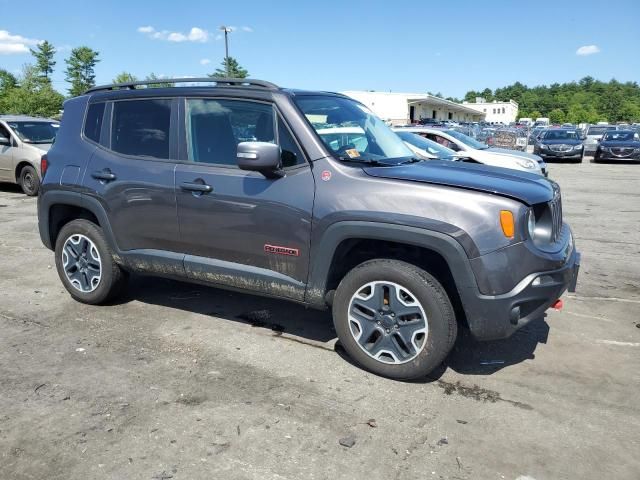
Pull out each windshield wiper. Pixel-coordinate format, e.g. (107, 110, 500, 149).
(338, 156, 389, 166)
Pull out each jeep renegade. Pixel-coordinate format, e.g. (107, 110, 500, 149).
(37, 78, 580, 379)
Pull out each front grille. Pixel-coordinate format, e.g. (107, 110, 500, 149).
(549, 144, 572, 152)
(549, 193, 563, 242)
(611, 147, 634, 157)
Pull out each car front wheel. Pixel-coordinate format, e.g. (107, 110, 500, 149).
(333, 259, 457, 380)
(19, 165, 40, 196)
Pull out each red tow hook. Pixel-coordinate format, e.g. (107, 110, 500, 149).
(552, 299, 564, 311)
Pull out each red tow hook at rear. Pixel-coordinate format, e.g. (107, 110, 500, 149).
(552, 299, 564, 311)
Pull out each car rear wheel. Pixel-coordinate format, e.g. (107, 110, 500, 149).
(19, 165, 40, 196)
(333, 259, 457, 379)
(55, 219, 127, 304)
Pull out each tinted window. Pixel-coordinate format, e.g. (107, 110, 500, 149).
(84, 102, 105, 143)
(277, 117, 306, 167)
(603, 131, 637, 141)
(186, 99, 275, 166)
(543, 130, 578, 140)
(111, 99, 171, 158)
(587, 126, 615, 136)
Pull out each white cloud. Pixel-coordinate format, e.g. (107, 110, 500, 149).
(0, 30, 42, 55)
(215, 34, 223, 41)
(138, 26, 210, 43)
(200, 58, 211, 65)
(241, 26, 253, 32)
(576, 45, 600, 56)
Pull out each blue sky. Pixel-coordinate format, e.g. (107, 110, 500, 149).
(1, 0, 639, 97)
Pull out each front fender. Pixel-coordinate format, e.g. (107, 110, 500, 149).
(304, 221, 479, 307)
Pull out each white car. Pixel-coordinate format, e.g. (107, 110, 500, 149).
(394, 127, 547, 176)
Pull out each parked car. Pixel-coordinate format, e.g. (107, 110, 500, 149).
(394, 130, 459, 161)
(397, 127, 548, 176)
(583, 125, 618, 156)
(0, 115, 60, 195)
(594, 130, 640, 162)
(37, 77, 579, 380)
(532, 128, 584, 163)
(528, 127, 546, 145)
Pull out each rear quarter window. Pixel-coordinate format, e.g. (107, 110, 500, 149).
(84, 102, 105, 143)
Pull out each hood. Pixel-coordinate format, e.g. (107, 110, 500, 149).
(600, 140, 640, 148)
(363, 160, 555, 206)
(486, 147, 543, 162)
(26, 142, 53, 153)
(539, 138, 582, 146)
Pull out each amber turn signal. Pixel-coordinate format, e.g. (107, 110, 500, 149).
(500, 210, 515, 238)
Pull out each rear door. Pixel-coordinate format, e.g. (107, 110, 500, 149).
(83, 98, 181, 261)
(174, 97, 315, 300)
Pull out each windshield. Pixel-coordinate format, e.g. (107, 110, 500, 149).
(544, 130, 579, 140)
(587, 126, 616, 136)
(7, 121, 59, 144)
(603, 131, 638, 141)
(294, 95, 413, 164)
(444, 129, 489, 149)
(395, 131, 455, 159)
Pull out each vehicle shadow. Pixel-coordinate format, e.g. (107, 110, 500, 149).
(121, 274, 548, 380)
(119, 274, 337, 343)
(0, 183, 23, 194)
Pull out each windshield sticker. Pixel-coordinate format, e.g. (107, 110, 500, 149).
(345, 148, 360, 158)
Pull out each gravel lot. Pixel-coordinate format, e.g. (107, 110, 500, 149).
(1, 160, 639, 480)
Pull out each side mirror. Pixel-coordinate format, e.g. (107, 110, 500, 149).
(237, 141, 284, 179)
(0, 135, 10, 146)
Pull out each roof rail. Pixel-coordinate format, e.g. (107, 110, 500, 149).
(84, 77, 279, 94)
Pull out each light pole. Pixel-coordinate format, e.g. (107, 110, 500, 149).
(220, 26, 232, 76)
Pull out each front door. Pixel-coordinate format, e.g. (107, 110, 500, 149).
(0, 123, 15, 181)
(175, 98, 315, 301)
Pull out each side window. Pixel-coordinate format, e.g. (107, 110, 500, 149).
(111, 99, 171, 158)
(186, 99, 274, 166)
(277, 117, 306, 168)
(84, 102, 105, 143)
(0, 124, 11, 142)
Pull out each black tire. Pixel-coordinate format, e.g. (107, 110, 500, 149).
(19, 165, 40, 196)
(333, 259, 457, 380)
(54, 219, 127, 304)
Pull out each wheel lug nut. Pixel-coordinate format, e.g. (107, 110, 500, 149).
(376, 321, 381, 325)
(390, 313, 395, 317)
(385, 328, 390, 333)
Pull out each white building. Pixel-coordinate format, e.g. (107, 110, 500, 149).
(341, 91, 485, 125)
(461, 98, 519, 124)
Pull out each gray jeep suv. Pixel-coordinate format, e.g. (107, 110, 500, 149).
(37, 78, 580, 379)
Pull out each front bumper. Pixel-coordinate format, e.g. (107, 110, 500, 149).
(595, 152, 640, 162)
(540, 150, 583, 160)
(462, 241, 580, 341)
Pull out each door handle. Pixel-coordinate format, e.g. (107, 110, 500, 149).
(91, 170, 116, 181)
(180, 181, 213, 193)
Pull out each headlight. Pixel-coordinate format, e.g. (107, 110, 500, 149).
(539, 144, 549, 149)
(516, 158, 537, 169)
(573, 144, 583, 150)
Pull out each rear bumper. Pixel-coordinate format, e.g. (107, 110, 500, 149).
(462, 243, 580, 341)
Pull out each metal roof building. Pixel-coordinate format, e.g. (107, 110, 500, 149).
(341, 91, 486, 125)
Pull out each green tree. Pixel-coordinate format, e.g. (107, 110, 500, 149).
(65, 46, 100, 96)
(112, 72, 138, 85)
(29, 40, 56, 80)
(530, 110, 542, 120)
(144, 73, 174, 88)
(209, 57, 249, 79)
(549, 108, 565, 124)
(0, 64, 63, 117)
(0, 69, 18, 94)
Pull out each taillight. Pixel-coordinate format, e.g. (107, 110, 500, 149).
(41, 154, 48, 177)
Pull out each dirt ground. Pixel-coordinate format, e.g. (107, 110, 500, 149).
(1, 160, 639, 480)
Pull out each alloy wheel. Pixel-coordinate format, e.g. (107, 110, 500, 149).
(61, 234, 102, 293)
(348, 281, 428, 364)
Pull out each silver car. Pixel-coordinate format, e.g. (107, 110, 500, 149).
(0, 115, 59, 195)
(582, 125, 618, 156)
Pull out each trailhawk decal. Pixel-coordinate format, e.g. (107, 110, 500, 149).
(264, 244, 300, 257)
